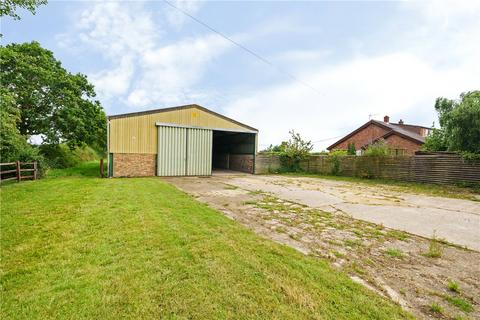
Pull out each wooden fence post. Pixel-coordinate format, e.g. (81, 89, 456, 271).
(16, 161, 21, 182)
(100, 158, 104, 178)
(33, 161, 38, 180)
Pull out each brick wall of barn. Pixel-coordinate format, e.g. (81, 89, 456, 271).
(112, 153, 156, 177)
(229, 154, 254, 173)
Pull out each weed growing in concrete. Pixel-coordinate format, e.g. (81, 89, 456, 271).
(386, 230, 409, 241)
(423, 231, 443, 258)
(445, 296, 473, 313)
(385, 248, 404, 258)
(447, 280, 460, 293)
(248, 189, 266, 196)
(429, 302, 443, 314)
(331, 250, 345, 258)
(344, 239, 363, 247)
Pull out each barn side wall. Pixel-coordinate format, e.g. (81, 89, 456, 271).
(109, 107, 254, 154)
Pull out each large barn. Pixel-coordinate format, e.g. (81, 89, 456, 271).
(107, 104, 258, 177)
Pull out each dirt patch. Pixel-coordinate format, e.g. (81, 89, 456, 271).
(165, 175, 480, 320)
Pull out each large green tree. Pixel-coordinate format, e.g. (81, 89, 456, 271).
(0, 41, 106, 151)
(0, 0, 46, 20)
(423, 91, 480, 153)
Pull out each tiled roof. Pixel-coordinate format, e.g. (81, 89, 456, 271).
(327, 119, 426, 150)
(371, 120, 425, 143)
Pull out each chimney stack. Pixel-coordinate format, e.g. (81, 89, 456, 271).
(398, 119, 404, 125)
(383, 115, 390, 123)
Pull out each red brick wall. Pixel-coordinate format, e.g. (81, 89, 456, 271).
(229, 154, 254, 173)
(333, 124, 389, 150)
(113, 153, 156, 177)
(384, 135, 422, 155)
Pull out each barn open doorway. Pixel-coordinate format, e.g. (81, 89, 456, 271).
(212, 130, 256, 174)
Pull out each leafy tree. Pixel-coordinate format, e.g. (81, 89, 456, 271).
(262, 141, 287, 153)
(0, 41, 107, 151)
(422, 129, 447, 152)
(0, 0, 47, 20)
(0, 87, 45, 167)
(279, 130, 313, 171)
(424, 91, 480, 153)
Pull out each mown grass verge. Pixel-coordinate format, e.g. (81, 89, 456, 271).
(1, 162, 411, 319)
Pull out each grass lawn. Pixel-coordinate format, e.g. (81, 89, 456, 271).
(1, 162, 411, 319)
(279, 172, 480, 201)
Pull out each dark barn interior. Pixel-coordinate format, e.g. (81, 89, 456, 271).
(212, 131, 256, 173)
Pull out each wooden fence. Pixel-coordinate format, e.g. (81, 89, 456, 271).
(255, 153, 480, 185)
(0, 161, 38, 183)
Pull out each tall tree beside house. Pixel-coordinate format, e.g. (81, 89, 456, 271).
(0, 42, 107, 156)
(423, 91, 480, 154)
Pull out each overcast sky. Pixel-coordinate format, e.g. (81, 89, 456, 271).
(3, 1, 479, 150)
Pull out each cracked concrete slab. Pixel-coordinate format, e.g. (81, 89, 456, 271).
(168, 174, 480, 251)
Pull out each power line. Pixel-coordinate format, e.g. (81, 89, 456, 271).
(312, 135, 344, 144)
(162, 0, 323, 96)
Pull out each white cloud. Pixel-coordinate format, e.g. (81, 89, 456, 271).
(127, 35, 231, 107)
(224, 1, 480, 151)
(89, 55, 135, 99)
(127, 34, 232, 107)
(56, 0, 479, 144)
(225, 52, 479, 151)
(77, 2, 159, 59)
(164, 0, 202, 29)
(58, 0, 234, 112)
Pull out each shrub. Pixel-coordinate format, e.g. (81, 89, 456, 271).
(40, 144, 99, 169)
(278, 130, 313, 172)
(363, 139, 390, 156)
(347, 142, 356, 155)
(328, 150, 347, 176)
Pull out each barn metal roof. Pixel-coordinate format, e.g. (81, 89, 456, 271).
(108, 104, 258, 132)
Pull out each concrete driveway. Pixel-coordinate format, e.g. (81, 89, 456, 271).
(167, 173, 480, 251)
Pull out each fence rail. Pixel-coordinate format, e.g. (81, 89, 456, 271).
(0, 161, 38, 183)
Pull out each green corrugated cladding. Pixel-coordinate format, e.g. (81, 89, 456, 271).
(156, 126, 213, 176)
(157, 126, 187, 176)
(186, 128, 212, 176)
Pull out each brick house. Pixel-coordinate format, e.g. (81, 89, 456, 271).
(327, 116, 431, 155)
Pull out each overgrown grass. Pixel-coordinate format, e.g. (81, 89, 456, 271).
(423, 233, 443, 258)
(0, 162, 411, 319)
(429, 302, 444, 314)
(447, 280, 460, 293)
(278, 172, 479, 201)
(445, 296, 473, 313)
(385, 248, 404, 258)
